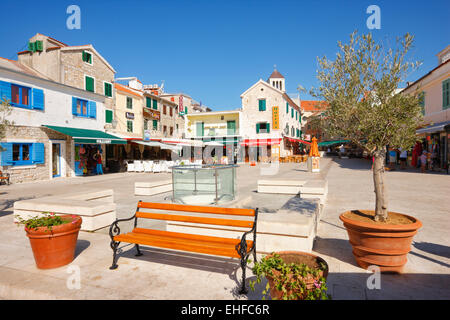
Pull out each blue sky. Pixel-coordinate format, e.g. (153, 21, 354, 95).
(0, 0, 449, 110)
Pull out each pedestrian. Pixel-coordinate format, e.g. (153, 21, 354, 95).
(388, 148, 397, 170)
(399, 148, 407, 170)
(94, 150, 103, 175)
(420, 151, 427, 173)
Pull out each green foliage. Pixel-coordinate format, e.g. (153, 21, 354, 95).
(0, 98, 13, 152)
(250, 253, 330, 300)
(15, 213, 73, 232)
(311, 31, 423, 155)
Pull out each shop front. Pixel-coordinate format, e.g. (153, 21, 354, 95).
(43, 125, 127, 176)
(240, 138, 282, 162)
(416, 121, 450, 171)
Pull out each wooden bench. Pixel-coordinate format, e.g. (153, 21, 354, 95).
(109, 201, 258, 294)
(0, 171, 10, 185)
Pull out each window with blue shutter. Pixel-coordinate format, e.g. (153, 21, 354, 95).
(31, 143, 45, 164)
(72, 97, 78, 115)
(0, 81, 12, 103)
(0, 142, 13, 166)
(10, 84, 31, 109)
(32, 88, 44, 110)
(88, 101, 97, 118)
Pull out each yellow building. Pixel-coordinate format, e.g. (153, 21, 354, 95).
(186, 110, 242, 163)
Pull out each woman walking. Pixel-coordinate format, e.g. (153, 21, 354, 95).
(95, 150, 103, 175)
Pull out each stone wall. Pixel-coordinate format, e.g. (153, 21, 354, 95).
(1, 126, 72, 184)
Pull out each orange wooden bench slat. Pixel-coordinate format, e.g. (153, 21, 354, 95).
(114, 233, 248, 258)
(135, 211, 254, 228)
(137, 202, 255, 217)
(132, 228, 253, 247)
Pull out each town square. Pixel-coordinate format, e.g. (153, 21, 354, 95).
(0, 0, 448, 308)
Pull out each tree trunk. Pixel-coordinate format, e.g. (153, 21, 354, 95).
(373, 149, 388, 222)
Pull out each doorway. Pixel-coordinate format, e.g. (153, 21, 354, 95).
(52, 143, 61, 177)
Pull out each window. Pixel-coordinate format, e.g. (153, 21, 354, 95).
(82, 51, 92, 64)
(85, 76, 94, 92)
(443, 78, 450, 110)
(12, 143, 32, 165)
(170, 127, 173, 136)
(286, 102, 289, 113)
(170, 106, 173, 117)
(258, 99, 266, 111)
(227, 120, 236, 135)
(185, 106, 188, 114)
(256, 122, 270, 134)
(11, 84, 30, 108)
(196, 122, 204, 137)
(0, 142, 45, 166)
(163, 125, 167, 134)
(291, 127, 295, 137)
(105, 109, 113, 123)
(163, 105, 167, 114)
(144, 120, 148, 130)
(152, 98, 158, 110)
(127, 120, 133, 133)
(152, 120, 158, 130)
(126, 97, 133, 109)
(73, 98, 89, 117)
(419, 92, 425, 115)
(104, 82, 112, 97)
(291, 107, 294, 118)
(146, 97, 152, 108)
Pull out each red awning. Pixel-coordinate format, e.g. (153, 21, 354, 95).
(240, 138, 282, 146)
(285, 137, 311, 145)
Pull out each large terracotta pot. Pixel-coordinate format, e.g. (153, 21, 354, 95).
(339, 211, 422, 272)
(26, 215, 82, 269)
(265, 251, 329, 300)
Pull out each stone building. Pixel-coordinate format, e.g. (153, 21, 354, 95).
(17, 33, 116, 114)
(0, 57, 124, 183)
(240, 69, 303, 161)
(402, 45, 450, 170)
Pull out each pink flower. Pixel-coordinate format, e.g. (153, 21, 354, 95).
(71, 215, 77, 219)
(71, 221, 77, 224)
(50, 213, 55, 216)
(314, 280, 321, 289)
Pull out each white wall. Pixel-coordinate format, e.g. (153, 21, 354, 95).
(1, 69, 106, 130)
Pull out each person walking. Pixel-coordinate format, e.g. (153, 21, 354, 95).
(399, 148, 408, 170)
(420, 151, 427, 173)
(95, 150, 103, 175)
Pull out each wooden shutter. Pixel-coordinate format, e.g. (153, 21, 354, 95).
(256, 123, 260, 133)
(153, 99, 157, 110)
(266, 123, 270, 133)
(286, 102, 289, 113)
(146, 97, 151, 108)
(35, 41, 43, 52)
(32, 88, 44, 110)
(72, 97, 78, 115)
(85, 76, 94, 92)
(88, 101, 97, 118)
(443, 79, 450, 110)
(0, 143, 13, 165)
(31, 143, 45, 164)
(105, 110, 113, 123)
(0, 80, 12, 102)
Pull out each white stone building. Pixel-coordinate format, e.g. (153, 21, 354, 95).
(0, 57, 125, 183)
(240, 69, 303, 161)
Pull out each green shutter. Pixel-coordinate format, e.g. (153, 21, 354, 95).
(443, 79, 450, 110)
(227, 121, 236, 135)
(28, 42, 36, 52)
(291, 108, 294, 118)
(152, 99, 157, 110)
(85, 76, 94, 92)
(105, 110, 113, 123)
(286, 102, 289, 113)
(127, 120, 133, 132)
(259, 99, 266, 111)
(104, 83, 112, 97)
(185, 106, 188, 114)
(82, 51, 87, 62)
(196, 122, 204, 137)
(35, 41, 43, 52)
(266, 123, 270, 133)
(153, 120, 158, 130)
(256, 123, 260, 133)
(146, 97, 151, 108)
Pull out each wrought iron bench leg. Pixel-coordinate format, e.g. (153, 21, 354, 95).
(135, 244, 143, 256)
(239, 256, 248, 294)
(110, 241, 120, 270)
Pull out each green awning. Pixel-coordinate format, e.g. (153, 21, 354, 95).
(318, 140, 350, 147)
(43, 125, 127, 144)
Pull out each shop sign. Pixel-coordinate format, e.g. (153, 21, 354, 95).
(143, 130, 151, 141)
(96, 139, 112, 144)
(126, 112, 135, 120)
(143, 109, 160, 120)
(272, 106, 279, 130)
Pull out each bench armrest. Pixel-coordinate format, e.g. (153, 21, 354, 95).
(109, 214, 136, 241)
(236, 208, 258, 259)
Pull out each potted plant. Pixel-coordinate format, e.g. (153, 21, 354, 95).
(250, 251, 330, 300)
(312, 31, 423, 272)
(16, 213, 82, 269)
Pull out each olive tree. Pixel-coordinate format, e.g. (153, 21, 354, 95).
(0, 98, 13, 152)
(312, 32, 422, 222)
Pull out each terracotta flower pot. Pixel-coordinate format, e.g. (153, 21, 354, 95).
(339, 210, 422, 272)
(265, 251, 329, 300)
(26, 215, 82, 269)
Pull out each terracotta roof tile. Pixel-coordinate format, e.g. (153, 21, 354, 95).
(301, 100, 328, 112)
